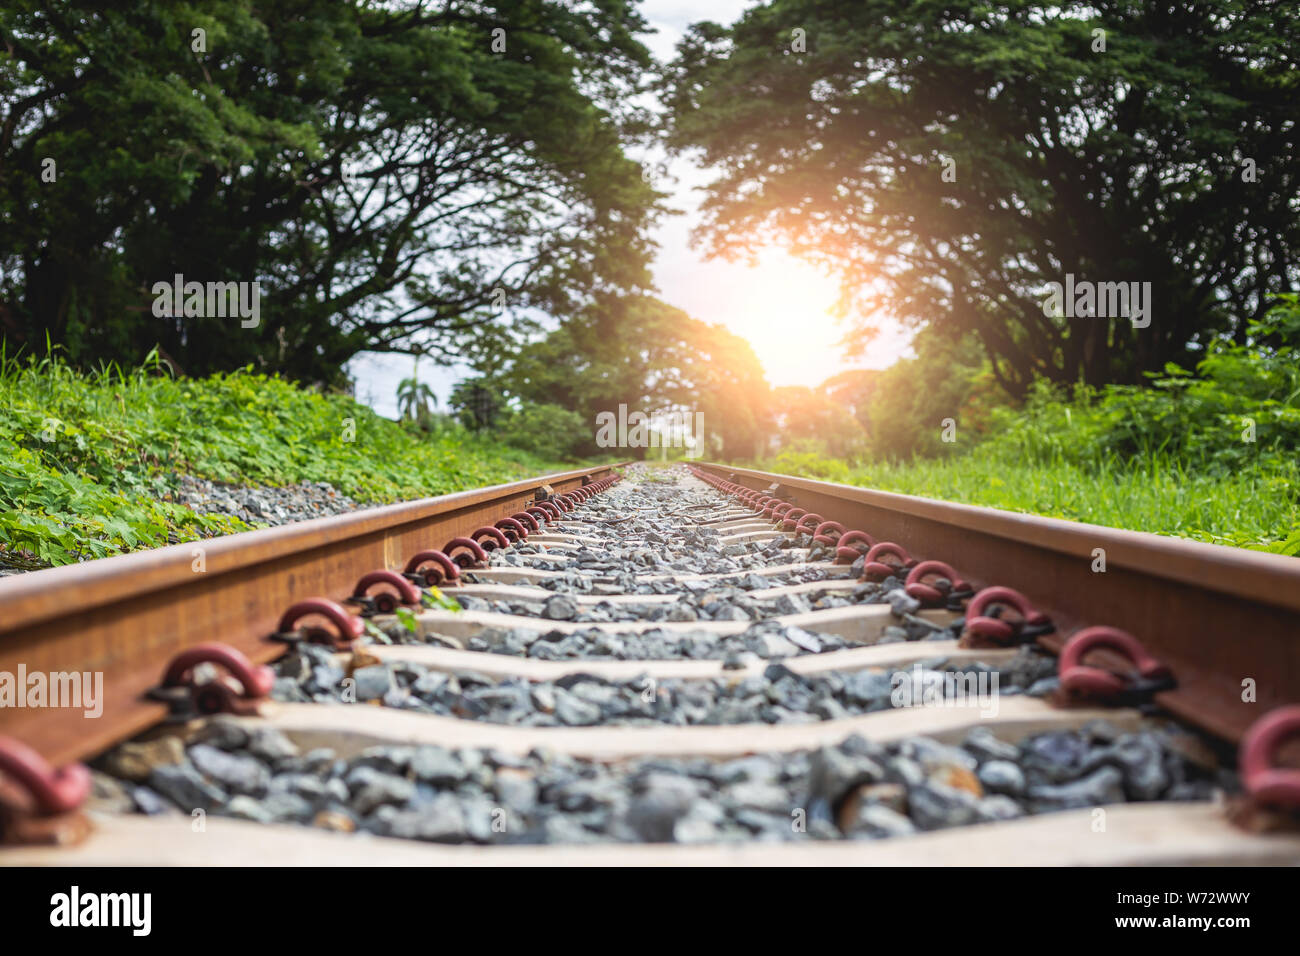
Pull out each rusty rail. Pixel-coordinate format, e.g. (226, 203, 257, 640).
(0, 464, 625, 766)
(693, 462, 1300, 745)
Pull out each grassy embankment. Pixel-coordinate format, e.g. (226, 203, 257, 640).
(763, 445, 1299, 555)
(0, 350, 571, 568)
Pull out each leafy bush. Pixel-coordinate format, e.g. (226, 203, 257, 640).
(495, 402, 589, 461)
(982, 295, 1300, 475)
(768, 441, 853, 482)
(859, 329, 1004, 461)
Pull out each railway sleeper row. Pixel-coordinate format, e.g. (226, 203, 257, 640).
(5, 465, 1300, 865)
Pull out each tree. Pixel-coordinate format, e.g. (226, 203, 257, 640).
(506, 294, 773, 459)
(1, 0, 661, 383)
(663, 0, 1300, 396)
(769, 385, 865, 459)
(396, 360, 436, 425)
(449, 379, 505, 432)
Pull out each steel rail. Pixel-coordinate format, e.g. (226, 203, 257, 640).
(694, 462, 1300, 745)
(0, 464, 625, 767)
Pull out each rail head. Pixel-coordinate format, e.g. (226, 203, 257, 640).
(0, 462, 626, 765)
(694, 462, 1300, 744)
(0, 464, 626, 635)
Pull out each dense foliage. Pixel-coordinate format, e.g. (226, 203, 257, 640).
(664, 0, 1300, 395)
(0, 1, 660, 383)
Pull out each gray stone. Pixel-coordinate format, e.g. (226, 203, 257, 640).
(131, 786, 179, 816)
(809, 744, 884, 804)
(885, 755, 925, 788)
(978, 760, 1026, 796)
(908, 783, 981, 830)
(1025, 731, 1086, 774)
(542, 595, 579, 620)
(554, 692, 602, 726)
(903, 736, 978, 772)
(526, 684, 555, 714)
(410, 747, 468, 786)
(346, 766, 416, 814)
(842, 670, 893, 707)
(884, 588, 922, 616)
(261, 791, 318, 823)
(224, 795, 275, 823)
(977, 794, 1025, 822)
(1086, 733, 1171, 801)
(847, 803, 917, 839)
(192, 716, 249, 751)
(309, 664, 345, 692)
(246, 727, 299, 763)
(711, 755, 781, 786)
(352, 664, 392, 701)
(783, 626, 822, 653)
(188, 744, 270, 795)
(726, 782, 792, 814)
(1028, 765, 1125, 810)
(751, 632, 800, 658)
(774, 594, 811, 616)
(496, 773, 539, 812)
(352, 746, 414, 774)
(301, 748, 337, 773)
(667, 603, 698, 622)
(625, 776, 699, 842)
(380, 794, 468, 843)
(963, 726, 1021, 763)
(148, 763, 226, 811)
(87, 771, 135, 814)
(673, 816, 721, 843)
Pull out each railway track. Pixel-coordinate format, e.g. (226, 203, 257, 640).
(1, 461, 1299, 865)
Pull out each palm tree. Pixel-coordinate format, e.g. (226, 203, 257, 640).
(396, 358, 436, 424)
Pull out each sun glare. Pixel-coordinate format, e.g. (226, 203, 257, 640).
(673, 249, 909, 387)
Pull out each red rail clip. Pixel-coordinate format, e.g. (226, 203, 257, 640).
(351, 569, 423, 614)
(1057, 626, 1174, 704)
(1240, 706, 1300, 812)
(276, 597, 365, 649)
(961, 586, 1051, 646)
(443, 536, 489, 568)
(160, 642, 276, 715)
(403, 549, 460, 587)
(861, 541, 912, 580)
(904, 560, 971, 606)
(0, 736, 92, 846)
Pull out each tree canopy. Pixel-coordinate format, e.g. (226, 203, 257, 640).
(1, 0, 661, 383)
(663, 0, 1300, 395)
(454, 293, 772, 459)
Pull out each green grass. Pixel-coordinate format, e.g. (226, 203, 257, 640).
(842, 453, 1300, 554)
(0, 348, 575, 567)
(758, 446, 1300, 556)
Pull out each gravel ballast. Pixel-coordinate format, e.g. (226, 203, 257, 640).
(92, 465, 1233, 848)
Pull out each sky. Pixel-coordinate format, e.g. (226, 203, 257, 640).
(348, 0, 910, 418)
